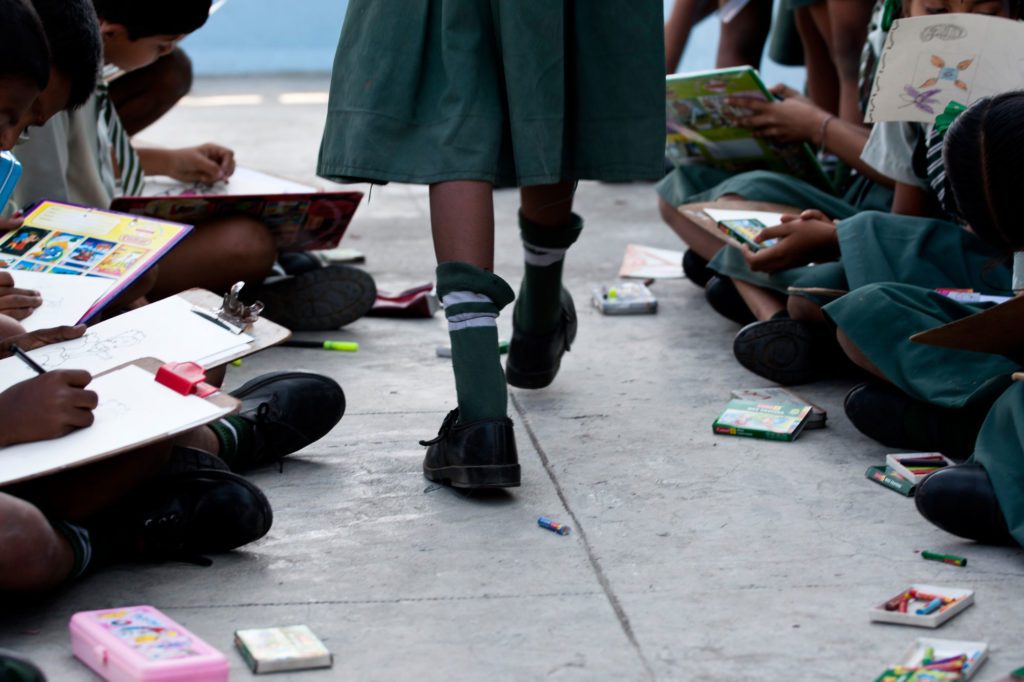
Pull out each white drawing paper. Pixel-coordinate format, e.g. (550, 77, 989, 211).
(0, 295, 252, 393)
(141, 166, 317, 198)
(866, 14, 1024, 123)
(618, 244, 685, 279)
(7, 270, 114, 332)
(0, 364, 227, 485)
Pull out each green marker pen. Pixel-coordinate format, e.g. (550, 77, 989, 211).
(922, 550, 967, 567)
(282, 340, 360, 352)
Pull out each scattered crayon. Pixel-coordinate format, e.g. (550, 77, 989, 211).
(282, 340, 359, 352)
(922, 550, 967, 567)
(885, 589, 916, 611)
(230, 359, 243, 367)
(538, 516, 571, 536)
(916, 597, 943, 615)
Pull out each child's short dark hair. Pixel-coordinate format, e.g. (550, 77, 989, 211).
(30, 0, 102, 110)
(92, 0, 211, 40)
(0, 0, 50, 90)
(945, 91, 1024, 254)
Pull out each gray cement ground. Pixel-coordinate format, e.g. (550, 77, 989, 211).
(2, 76, 1022, 681)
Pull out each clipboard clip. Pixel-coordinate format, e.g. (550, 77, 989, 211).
(156, 361, 218, 398)
(191, 281, 264, 335)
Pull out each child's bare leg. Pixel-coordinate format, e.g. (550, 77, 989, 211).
(0, 314, 25, 339)
(430, 181, 495, 268)
(826, 0, 872, 125)
(716, 0, 773, 69)
(836, 328, 886, 380)
(658, 197, 724, 261)
(734, 279, 786, 320)
(149, 215, 276, 299)
(665, 0, 717, 73)
(109, 48, 193, 136)
(795, 5, 839, 115)
(0, 493, 74, 592)
(787, 294, 827, 322)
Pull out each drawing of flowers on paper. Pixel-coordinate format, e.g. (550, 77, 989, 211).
(900, 86, 942, 114)
(919, 55, 974, 90)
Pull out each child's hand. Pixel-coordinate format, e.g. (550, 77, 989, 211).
(167, 144, 237, 184)
(0, 271, 42, 320)
(0, 215, 23, 234)
(0, 370, 97, 446)
(727, 95, 831, 144)
(741, 217, 840, 273)
(0, 324, 86, 356)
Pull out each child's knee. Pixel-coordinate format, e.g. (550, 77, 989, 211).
(0, 314, 26, 339)
(219, 217, 277, 274)
(0, 495, 64, 588)
(787, 295, 824, 321)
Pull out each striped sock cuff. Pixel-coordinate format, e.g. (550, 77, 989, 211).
(523, 241, 569, 267)
(443, 291, 499, 331)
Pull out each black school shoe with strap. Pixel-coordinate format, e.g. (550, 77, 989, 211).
(250, 264, 377, 331)
(420, 409, 520, 489)
(843, 381, 987, 460)
(732, 317, 848, 385)
(102, 469, 273, 564)
(915, 464, 1015, 545)
(506, 287, 577, 390)
(227, 371, 346, 472)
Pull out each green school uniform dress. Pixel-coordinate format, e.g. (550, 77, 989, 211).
(971, 381, 1024, 547)
(317, 0, 665, 188)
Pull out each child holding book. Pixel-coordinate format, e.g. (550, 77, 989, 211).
(318, 1, 664, 490)
(12, 0, 375, 331)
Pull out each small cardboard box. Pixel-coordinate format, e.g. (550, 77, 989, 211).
(870, 585, 974, 628)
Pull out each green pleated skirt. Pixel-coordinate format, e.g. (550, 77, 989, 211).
(317, 0, 666, 187)
(824, 283, 1017, 409)
(972, 381, 1024, 547)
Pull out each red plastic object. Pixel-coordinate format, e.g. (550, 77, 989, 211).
(155, 362, 218, 398)
(368, 283, 438, 319)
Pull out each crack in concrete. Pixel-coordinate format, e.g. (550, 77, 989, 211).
(511, 393, 657, 681)
(157, 590, 607, 610)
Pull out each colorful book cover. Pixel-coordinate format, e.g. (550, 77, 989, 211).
(665, 67, 832, 191)
(712, 398, 812, 441)
(4, 201, 191, 322)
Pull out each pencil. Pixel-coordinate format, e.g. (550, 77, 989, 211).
(9, 344, 46, 375)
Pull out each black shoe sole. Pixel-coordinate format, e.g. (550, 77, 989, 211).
(423, 462, 521, 489)
(733, 319, 823, 386)
(164, 469, 274, 553)
(255, 266, 376, 331)
(506, 364, 560, 390)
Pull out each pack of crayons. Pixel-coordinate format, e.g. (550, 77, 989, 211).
(870, 585, 974, 628)
(731, 387, 826, 430)
(875, 638, 987, 681)
(866, 465, 916, 497)
(591, 282, 657, 315)
(234, 625, 332, 674)
(713, 398, 812, 441)
(886, 453, 955, 484)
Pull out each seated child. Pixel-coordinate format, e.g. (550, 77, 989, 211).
(12, 0, 375, 332)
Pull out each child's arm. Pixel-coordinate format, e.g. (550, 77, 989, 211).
(136, 143, 236, 184)
(0, 370, 97, 446)
(890, 181, 934, 218)
(740, 210, 841, 273)
(0, 271, 42, 321)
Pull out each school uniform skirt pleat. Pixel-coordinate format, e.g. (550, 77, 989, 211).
(824, 283, 1017, 408)
(971, 381, 1024, 547)
(317, 0, 665, 187)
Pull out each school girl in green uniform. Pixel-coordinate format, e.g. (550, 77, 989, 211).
(318, 1, 664, 490)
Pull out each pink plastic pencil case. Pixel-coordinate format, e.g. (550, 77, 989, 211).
(69, 605, 229, 681)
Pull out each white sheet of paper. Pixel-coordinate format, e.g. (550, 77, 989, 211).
(702, 208, 786, 227)
(7, 270, 114, 331)
(866, 14, 1024, 123)
(618, 244, 684, 279)
(0, 365, 226, 485)
(142, 166, 317, 197)
(0, 295, 252, 393)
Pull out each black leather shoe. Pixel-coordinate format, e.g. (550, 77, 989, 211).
(114, 469, 273, 562)
(704, 276, 755, 325)
(251, 265, 377, 331)
(506, 287, 577, 389)
(229, 371, 345, 471)
(277, 251, 324, 276)
(683, 249, 714, 288)
(420, 409, 520, 489)
(844, 381, 985, 459)
(733, 318, 841, 385)
(0, 650, 46, 682)
(915, 464, 1015, 545)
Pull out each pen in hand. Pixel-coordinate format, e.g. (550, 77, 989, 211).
(9, 343, 46, 375)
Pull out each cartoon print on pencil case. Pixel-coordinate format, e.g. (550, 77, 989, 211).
(920, 55, 973, 90)
(34, 330, 146, 368)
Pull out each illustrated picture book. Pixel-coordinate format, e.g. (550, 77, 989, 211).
(866, 13, 1024, 123)
(1, 201, 191, 322)
(665, 67, 832, 190)
(111, 166, 363, 252)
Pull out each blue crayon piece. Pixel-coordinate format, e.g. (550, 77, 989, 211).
(916, 597, 943, 615)
(538, 516, 571, 536)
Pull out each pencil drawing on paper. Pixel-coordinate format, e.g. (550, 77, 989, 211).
(36, 330, 147, 368)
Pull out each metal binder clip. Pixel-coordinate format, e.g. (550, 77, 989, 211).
(191, 281, 263, 334)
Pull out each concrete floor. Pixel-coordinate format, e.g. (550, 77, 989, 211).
(1, 76, 1022, 681)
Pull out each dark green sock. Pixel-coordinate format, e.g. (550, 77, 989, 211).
(514, 212, 583, 334)
(437, 262, 515, 424)
(208, 415, 255, 469)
